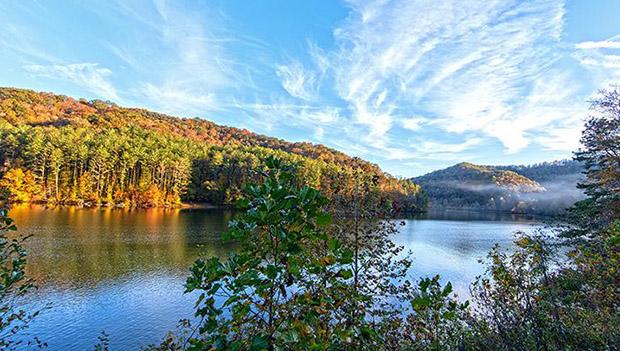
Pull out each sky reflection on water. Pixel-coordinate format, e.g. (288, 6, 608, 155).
(10, 205, 540, 350)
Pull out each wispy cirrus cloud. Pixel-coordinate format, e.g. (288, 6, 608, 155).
(327, 0, 568, 154)
(233, 101, 341, 138)
(264, 0, 580, 165)
(265, 0, 596, 167)
(266, 0, 620, 172)
(139, 83, 218, 113)
(400, 117, 428, 132)
(0, 2, 58, 63)
(416, 138, 484, 155)
(575, 35, 620, 79)
(24, 63, 120, 101)
(576, 38, 620, 50)
(109, 0, 259, 115)
(276, 61, 319, 101)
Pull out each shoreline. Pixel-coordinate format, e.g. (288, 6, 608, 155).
(1, 200, 228, 211)
(425, 205, 561, 219)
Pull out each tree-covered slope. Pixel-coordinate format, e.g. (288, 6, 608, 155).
(496, 160, 584, 183)
(0, 87, 425, 211)
(414, 161, 583, 214)
(417, 162, 545, 192)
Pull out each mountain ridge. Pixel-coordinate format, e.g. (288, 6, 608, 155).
(0, 87, 425, 210)
(413, 161, 584, 214)
(422, 162, 547, 192)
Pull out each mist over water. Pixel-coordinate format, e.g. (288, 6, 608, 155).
(424, 175, 585, 215)
(536, 174, 586, 201)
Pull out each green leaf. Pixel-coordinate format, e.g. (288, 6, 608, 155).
(360, 325, 377, 339)
(411, 296, 431, 311)
(235, 197, 250, 209)
(265, 264, 279, 279)
(443, 310, 457, 320)
(249, 335, 269, 351)
(419, 277, 431, 291)
(442, 282, 453, 296)
(316, 212, 332, 227)
(338, 249, 354, 264)
(207, 283, 222, 295)
(328, 238, 340, 251)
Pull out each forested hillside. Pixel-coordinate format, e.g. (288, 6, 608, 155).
(496, 160, 584, 183)
(0, 87, 425, 211)
(414, 161, 584, 214)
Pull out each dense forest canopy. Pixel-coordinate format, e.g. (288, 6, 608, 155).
(414, 161, 585, 214)
(0, 87, 426, 212)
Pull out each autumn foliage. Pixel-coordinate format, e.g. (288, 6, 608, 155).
(0, 88, 425, 210)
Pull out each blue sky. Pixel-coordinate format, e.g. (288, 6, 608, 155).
(1, 0, 619, 177)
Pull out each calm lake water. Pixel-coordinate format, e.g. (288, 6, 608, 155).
(10, 204, 542, 350)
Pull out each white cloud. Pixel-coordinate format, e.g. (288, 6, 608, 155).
(401, 117, 426, 131)
(535, 127, 582, 151)
(24, 63, 120, 101)
(105, 43, 141, 70)
(138, 83, 218, 114)
(264, 0, 620, 174)
(111, 0, 249, 112)
(276, 61, 318, 101)
(303, 0, 589, 157)
(417, 138, 483, 154)
(576, 39, 620, 50)
(262, 0, 607, 170)
(233, 101, 341, 142)
(300, 108, 340, 124)
(308, 41, 330, 75)
(575, 35, 620, 81)
(0, 22, 57, 63)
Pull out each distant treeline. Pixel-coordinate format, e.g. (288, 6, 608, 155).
(0, 88, 426, 211)
(496, 159, 584, 183)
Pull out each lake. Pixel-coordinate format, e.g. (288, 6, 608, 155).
(9, 204, 542, 350)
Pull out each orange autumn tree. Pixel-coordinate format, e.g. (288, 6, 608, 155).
(0, 168, 40, 202)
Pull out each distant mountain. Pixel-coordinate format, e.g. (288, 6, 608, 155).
(0, 87, 425, 210)
(414, 161, 585, 215)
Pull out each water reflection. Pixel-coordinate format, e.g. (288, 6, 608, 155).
(395, 212, 540, 298)
(9, 205, 540, 350)
(9, 204, 235, 287)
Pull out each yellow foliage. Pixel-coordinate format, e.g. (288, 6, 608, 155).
(139, 185, 164, 207)
(0, 168, 40, 202)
